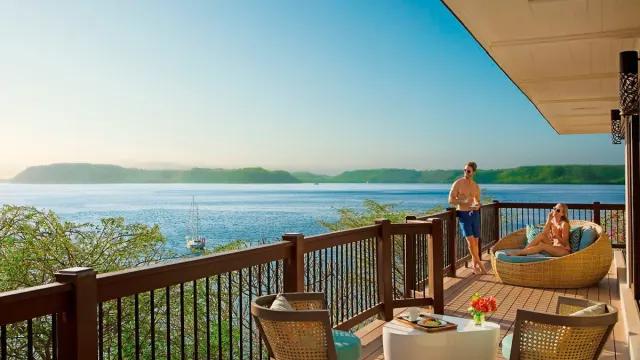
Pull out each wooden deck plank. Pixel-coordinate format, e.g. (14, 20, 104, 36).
(358, 253, 627, 359)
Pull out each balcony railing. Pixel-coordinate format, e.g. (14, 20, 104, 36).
(0, 201, 624, 359)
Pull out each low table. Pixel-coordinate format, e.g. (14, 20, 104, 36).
(383, 313, 500, 360)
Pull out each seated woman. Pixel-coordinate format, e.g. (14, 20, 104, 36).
(509, 203, 571, 257)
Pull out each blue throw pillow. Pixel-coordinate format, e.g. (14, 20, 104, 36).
(569, 226, 583, 253)
(525, 224, 543, 246)
(579, 226, 598, 250)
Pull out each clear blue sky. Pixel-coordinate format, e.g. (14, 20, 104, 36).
(0, 0, 622, 178)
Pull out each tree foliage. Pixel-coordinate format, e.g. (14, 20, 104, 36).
(0, 205, 169, 291)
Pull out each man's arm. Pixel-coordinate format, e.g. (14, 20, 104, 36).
(448, 180, 460, 206)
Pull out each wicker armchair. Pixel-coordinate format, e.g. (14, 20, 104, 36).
(491, 220, 612, 288)
(503, 296, 617, 359)
(251, 292, 339, 360)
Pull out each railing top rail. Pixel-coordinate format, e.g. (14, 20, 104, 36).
(389, 222, 433, 236)
(496, 202, 624, 210)
(0, 282, 72, 326)
(303, 224, 379, 252)
(96, 241, 292, 302)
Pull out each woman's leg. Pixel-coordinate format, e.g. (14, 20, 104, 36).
(510, 243, 569, 257)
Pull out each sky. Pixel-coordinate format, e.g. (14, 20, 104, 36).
(0, 1, 623, 178)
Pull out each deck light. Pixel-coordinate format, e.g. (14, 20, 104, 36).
(619, 51, 639, 117)
(612, 109, 623, 144)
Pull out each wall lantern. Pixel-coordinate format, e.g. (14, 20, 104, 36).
(617, 51, 639, 144)
(612, 109, 623, 144)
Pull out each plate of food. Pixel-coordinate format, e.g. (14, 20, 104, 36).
(417, 317, 447, 328)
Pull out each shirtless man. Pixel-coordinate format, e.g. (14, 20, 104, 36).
(448, 161, 484, 274)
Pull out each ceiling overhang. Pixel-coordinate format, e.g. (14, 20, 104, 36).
(442, 0, 640, 134)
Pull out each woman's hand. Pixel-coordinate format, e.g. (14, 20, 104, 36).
(547, 211, 554, 222)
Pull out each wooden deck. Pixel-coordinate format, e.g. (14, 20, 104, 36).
(357, 252, 628, 360)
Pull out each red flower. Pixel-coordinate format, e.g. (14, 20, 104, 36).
(469, 294, 498, 314)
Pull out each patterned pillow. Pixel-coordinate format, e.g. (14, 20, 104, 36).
(525, 224, 543, 246)
(569, 226, 583, 253)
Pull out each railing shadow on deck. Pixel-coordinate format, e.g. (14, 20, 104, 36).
(0, 201, 624, 359)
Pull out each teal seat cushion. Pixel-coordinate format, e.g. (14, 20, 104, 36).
(579, 226, 598, 250)
(501, 333, 513, 359)
(495, 250, 553, 263)
(569, 226, 583, 253)
(332, 329, 361, 360)
(525, 224, 543, 246)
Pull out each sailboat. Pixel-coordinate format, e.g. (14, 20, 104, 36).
(185, 196, 206, 250)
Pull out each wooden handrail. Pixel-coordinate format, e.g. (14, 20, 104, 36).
(0, 282, 72, 326)
(303, 225, 379, 252)
(96, 241, 293, 301)
(497, 202, 624, 210)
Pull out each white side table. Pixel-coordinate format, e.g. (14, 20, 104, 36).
(383, 314, 500, 360)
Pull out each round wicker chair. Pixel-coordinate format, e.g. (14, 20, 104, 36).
(490, 220, 612, 288)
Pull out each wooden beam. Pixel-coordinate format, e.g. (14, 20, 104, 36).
(491, 27, 640, 47)
(518, 72, 617, 85)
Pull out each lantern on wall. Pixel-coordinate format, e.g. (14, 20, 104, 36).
(616, 51, 639, 144)
(612, 109, 623, 144)
(620, 51, 639, 116)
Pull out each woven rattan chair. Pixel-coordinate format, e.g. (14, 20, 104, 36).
(251, 292, 339, 360)
(502, 296, 617, 359)
(491, 220, 612, 288)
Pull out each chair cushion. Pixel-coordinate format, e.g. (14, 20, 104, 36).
(579, 226, 598, 250)
(525, 224, 543, 246)
(570, 303, 606, 316)
(332, 329, 361, 360)
(495, 250, 553, 263)
(270, 294, 294, 311)
(501, 333, 513, 359)
(569, 226, 583, 253)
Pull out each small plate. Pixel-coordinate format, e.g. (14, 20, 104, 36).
(417, 318, 447, 328)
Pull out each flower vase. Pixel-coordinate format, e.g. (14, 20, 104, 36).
(473, 312, 485, 326)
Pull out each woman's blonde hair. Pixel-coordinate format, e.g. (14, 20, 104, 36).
(557, 203, 569, 224)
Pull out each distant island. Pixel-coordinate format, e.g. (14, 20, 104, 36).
(10, 163, 625, 185)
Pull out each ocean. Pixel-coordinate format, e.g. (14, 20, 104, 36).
(0, 183, 624, 255)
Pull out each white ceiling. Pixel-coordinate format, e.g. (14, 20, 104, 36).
(442, 0, 640, 134)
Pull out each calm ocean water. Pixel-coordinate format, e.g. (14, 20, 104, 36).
(0, 183, 624, 255)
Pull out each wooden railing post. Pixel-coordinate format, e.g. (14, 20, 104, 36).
(404, 216, 417, 298)
(54, 267, 97, 360)
(493, 200, 501, 242)
(446, 208, 457, 277)
(427, 218, 444, 315)
(283, 233, 305, 292)
(593, 201, 601, 225)
(375, 219, 393, 321)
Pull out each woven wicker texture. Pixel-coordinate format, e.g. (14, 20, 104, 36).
(260, 319, 330, 360)
(251, 293, 337, 360)
(491, 221, 612, 288)
(511, 297, 617, 360)
(517, 321, 608, 359)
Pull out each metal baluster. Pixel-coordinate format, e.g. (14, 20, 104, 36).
(206, 277, 210, 360)
(228, 272, 233, 359)
(52, 314, 57, 360)
(117, 298, 122, 360)
(239, 269, 243, 360)
(218, 274, 223, 360)
(150, 290, 155, 360)
(193, 280, 198, 360)
(180, 283, 185, 360)
(27, 320, 33, 360)
(98, 303, 103, 360)
(135, 294, 140, 360)
(166, 287, 171, 360)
